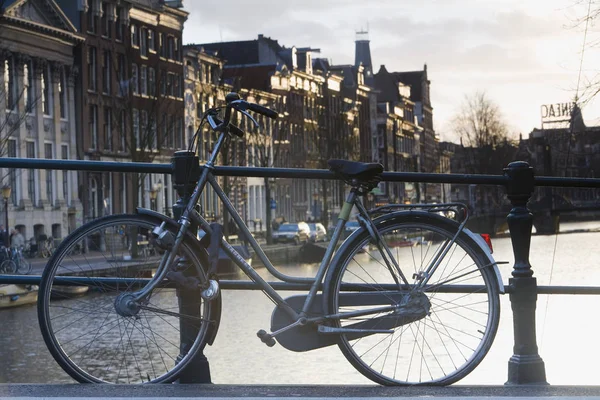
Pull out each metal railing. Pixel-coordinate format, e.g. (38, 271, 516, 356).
(1, 155, 600, 385)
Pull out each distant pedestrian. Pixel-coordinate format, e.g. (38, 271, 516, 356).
(10, 229, 24, 248)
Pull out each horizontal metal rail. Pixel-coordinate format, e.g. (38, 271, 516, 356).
(3, 274, 600, 296)
(2, 157, 600, 188)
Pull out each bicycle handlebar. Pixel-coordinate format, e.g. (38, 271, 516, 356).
(212, 92, 279, 137)
(246, 102, 279, 119)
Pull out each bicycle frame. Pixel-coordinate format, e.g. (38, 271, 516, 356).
(132, 126, 471, 326)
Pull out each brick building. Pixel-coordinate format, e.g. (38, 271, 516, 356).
(56, 0, 187, 220)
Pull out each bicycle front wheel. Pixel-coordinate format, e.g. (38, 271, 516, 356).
(326, 213, 500, 386)
(38, 214, 214, 384)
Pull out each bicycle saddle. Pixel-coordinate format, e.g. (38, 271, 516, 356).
(328, 159, 384, 182)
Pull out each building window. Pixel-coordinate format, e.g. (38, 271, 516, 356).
(176, 116, 183, 149)
(4, 59, 15, 111)
(115, 7, 123, 41)
(163, 115, 172, 149)
(45, 143, 54, 205)
(88, 46, 97, 91)
(119, 110, 126, 151)
(117, 53, 126, 96)
(148, 30, 155, 52)
(8, 139, 17, 205)
(148, 67, 155, 97)
(160, 70, 166, 96)
(26, 141, 36, 205)
(59, 68, 66, 119)
(140, 27, 148, 57)
(174, 74, 181, 98)
(61, 144, 69, 204)
(104, 107, 112, 151)
(101, 2, 110, 37)
(89, 105, 98, 149)
(141, 110, 148, 149)
(23, 60, 34, 112)
(159, 33, 165, 58)
(174, 37, 179, 61)
(131, 63, 138, 95)
(168, 115, 175, 149)
(133, 108, 140, 149)
(41, 65, 51, 115)
(131, 24, 139, 47)
(87, 9, 96, 33)
(167, 72, 174, 96)
(150, 117, 157, 150)
(102, 50, 111, 94)
(140, 65, 147, 95)
(167, 36, 174, 59)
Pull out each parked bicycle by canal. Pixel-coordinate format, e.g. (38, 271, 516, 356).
(0, 246, 32, 275)
(36, 93, 504, 386)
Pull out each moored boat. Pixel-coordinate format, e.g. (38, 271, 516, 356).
(0, 284, 38, 309)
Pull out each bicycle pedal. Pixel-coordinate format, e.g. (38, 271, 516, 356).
(256, 329, 277, 347)
(201, 279, 219, 301)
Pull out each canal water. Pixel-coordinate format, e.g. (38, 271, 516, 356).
(1, 220, 600, 385)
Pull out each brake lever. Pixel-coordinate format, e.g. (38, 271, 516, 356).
(239, 109, 260, 128)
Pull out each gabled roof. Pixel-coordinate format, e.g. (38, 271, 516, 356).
(223, 64, 279, 92)
(374, 65, 401, 103)
(392, 71, 423, 103)
(3, 0, 79, 35)
(191, 40, 260, 65)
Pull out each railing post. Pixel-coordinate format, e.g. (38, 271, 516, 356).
(172, 151, 211, 384)
(504, 161, 548, 385)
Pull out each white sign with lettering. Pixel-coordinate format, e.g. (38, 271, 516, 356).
(541, 102, 575, 122)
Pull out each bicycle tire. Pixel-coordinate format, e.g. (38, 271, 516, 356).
(16, 255, 32, 275)
(38, 213, 216, 384)
(324, 212, 500, 386)
(0, 259, 17, 274)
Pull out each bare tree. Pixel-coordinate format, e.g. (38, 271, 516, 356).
(107, 47, 183, 212)
(452, 91, 510, 149)
(570, 0, 600, 104)
(305, 100, 359, 228)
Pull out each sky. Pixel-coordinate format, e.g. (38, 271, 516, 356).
(182, 0, 600, 142)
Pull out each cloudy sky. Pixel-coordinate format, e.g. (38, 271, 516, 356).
(182, 0, 600, 142)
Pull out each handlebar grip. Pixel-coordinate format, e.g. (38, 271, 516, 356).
(228, 123, 244, 138)
(247, 103, 279, 119)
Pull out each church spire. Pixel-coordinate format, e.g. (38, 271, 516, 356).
(354, 27, 373, 81)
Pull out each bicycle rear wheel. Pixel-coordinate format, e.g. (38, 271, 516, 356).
(38, 214, 214, 383)
(0, 259, 17, 274)
(325, 213, 500, 385)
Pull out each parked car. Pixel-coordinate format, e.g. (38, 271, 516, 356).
(272, 222, 310, 245)
(307, 223, 327, 242)
(343, 220, 361, 238)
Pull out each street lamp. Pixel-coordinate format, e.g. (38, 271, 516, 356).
(2, 185, 11, 246)
(312, 191, 318, 221)
(149, 185, 158, 211)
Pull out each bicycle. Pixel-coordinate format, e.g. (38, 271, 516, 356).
(0, 246, 16, 274)
(37, 92, 503, 385)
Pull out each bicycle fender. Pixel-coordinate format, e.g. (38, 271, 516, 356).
(135, 208, 222, 346)
(460, 227, 505, 294)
